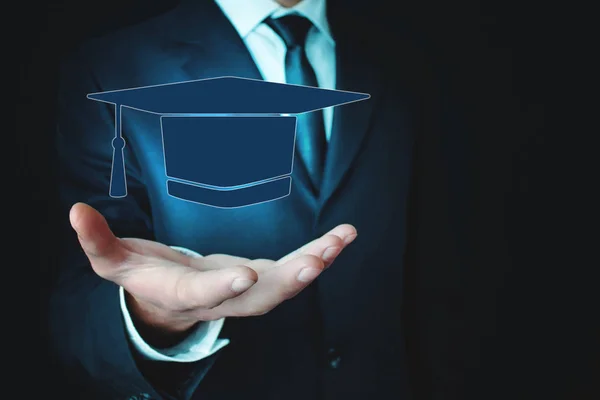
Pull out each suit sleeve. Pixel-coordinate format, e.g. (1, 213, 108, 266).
(47, 49, 218, 400)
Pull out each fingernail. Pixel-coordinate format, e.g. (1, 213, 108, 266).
(322, 246, 341, 262)
(344, 234, 357, 245)
(297, 268, 321, 282)
(231, 278, 255, 293)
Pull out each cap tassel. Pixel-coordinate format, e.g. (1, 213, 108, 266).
(109, 104, 127, 197)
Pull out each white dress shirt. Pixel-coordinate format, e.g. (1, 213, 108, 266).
(120, 0, 336, 362)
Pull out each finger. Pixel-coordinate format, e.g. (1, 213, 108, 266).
(121, 259, 259, 311)
(207, 256, 278, 274)
(215, 254, 324, 316)
(172, 265, 259, 311)
(327, 224, 358, 244)
(277, 224, 356, 266)
(246, 258, 277, 272)
(195, 255, 275, 273)
(69, 202, 129, 278)
(276, 234, 343, 268)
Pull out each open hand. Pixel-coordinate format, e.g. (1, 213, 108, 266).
(69, 202, 357, 345)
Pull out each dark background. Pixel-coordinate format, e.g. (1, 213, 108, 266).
(11, 0, 596, 398)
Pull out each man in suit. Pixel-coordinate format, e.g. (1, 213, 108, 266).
(49, 0, 462, 399)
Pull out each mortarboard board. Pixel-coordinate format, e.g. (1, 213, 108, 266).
(87, 76, 369, 208)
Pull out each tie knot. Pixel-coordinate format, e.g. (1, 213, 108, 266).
(266, 14, 314, 48)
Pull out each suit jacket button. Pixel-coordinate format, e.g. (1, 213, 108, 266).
(326, 348, 341, 369)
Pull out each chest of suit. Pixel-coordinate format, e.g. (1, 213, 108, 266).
(120, 78, 415, 343)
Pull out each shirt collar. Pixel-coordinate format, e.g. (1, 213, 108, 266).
(214, 0, 334, 45)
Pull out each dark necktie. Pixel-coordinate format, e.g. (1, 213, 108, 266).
(266, 15, 327, 193)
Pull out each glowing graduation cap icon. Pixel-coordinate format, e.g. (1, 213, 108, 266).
(87, 76, 370, 208)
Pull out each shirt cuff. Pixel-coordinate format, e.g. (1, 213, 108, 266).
(119, 246, 230, 363)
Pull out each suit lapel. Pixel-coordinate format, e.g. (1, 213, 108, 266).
(319, 10, 384, 209)
(163, 0, 262, 80)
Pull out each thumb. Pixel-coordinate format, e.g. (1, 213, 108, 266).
(69, 202, 128, 279)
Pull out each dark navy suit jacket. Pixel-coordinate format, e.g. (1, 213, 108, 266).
(49, 1, 469, 399)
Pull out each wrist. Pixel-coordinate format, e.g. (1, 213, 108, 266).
(125, 291, 198, 348)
